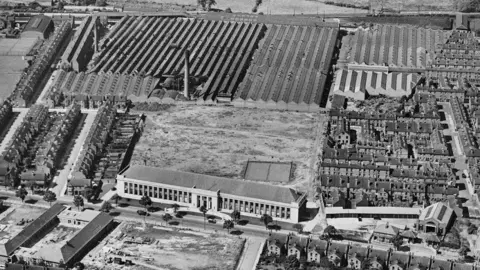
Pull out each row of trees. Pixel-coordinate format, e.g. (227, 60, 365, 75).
(15, 187, 57, 205)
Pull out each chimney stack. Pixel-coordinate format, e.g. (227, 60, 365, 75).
(94, 19, 98, 53)
(184, 50, 190, 99)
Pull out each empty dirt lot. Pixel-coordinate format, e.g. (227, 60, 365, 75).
(131, 106, 323, 190)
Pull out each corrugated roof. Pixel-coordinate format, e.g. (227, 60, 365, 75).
(60, 212, 113, 264)
(0, 204, 65, 257)
(121, 165, 303, 204)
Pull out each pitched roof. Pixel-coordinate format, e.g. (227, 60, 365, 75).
(419, 202, 454, 226)
(120, 165, 303, 204)
(0, 204, 66, 257)
(59, 212, 113, 264)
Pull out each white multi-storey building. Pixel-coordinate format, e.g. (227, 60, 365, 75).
(117, 165, 307, 223)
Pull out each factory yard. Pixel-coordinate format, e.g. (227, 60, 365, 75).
(131, 106, 321, 190)
(83, 222, 245, 270)
(0, 205, 45, 241)
(0, 56, 25, 102)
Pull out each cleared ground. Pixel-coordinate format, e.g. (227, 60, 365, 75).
(328, 0, 458, 11)
(0, 56, 26, 102)
(108, 0, 364, 14)
(131, 106, 321, 190)
(84, 223, 244, 270)
(0, 205, 46, 241)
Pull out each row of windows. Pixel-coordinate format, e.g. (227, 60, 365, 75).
(124, 182, 192, 204)
(327, 213, 418, 219)
(221, 197, 291, 219)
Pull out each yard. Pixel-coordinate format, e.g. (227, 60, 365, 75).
(0, 204, 46, 240)
(83, 222, 245, 270)
(131, 106, 323, 191)
(0, 56, 25, 102)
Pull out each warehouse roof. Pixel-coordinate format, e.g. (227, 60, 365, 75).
(23, 15, 53, 34)
(0, 204, 65, 257)
(120, 165, 304, 204)
(60, 212, 113, 264)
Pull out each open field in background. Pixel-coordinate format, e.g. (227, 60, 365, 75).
(131, 106, 320, 191)
(107, 0, 364, 14)
(326, 0, 459, 11)
(341, 16, 452, 29)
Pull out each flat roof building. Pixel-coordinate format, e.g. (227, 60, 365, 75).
(117, 165, 307, 223)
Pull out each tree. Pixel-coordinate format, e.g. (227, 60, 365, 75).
(391, 234, 403, 250)
(95, 0, 106, 6)
(199, 205, 208, 230)
(57, 1, 64, 9)
(111, 194, 121, 207)
(223, 219, 234, 234)
(74, 262, 85, 270)
(197, 0, 216, 11)
(162, 213, 172, 226)
(73, 195, 84, 211)
(459, 245, 470, 258)
(100, 201, 113, 212)
(231, 210, 240, 223)
(172, 203, 180, 213)
(459, 0, 480, 12)
(323, 225, 337, 238)
(139, 195, 152, 211)
(84, 186, 94, 202)
(293, 223, 304, 233)
(225, 7, 232, 13)
(285, 255, 300, 270)
(43, 190, 57, 206)
(468, 224, 478, 235)
(15, 187, 28, 203)
(260, 214, 273, 230)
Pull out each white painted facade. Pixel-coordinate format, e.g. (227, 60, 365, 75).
(116, 175, 305, 223)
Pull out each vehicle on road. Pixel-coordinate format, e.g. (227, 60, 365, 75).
(137, 210, 150, 216)
(207, 218, 216, 224)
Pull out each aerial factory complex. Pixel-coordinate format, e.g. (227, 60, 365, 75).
(1, 0, 480, 269)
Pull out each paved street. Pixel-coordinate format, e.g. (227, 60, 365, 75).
(236, 237, 265, 270)
(51, 111, 97, 197)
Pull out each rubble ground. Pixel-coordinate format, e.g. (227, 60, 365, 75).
(131, 106, 324, 192)
(83, 222, 245, 270)
(0, 205, 45, 240)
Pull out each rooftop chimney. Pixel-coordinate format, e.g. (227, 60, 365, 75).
(184, 50, 190, 99)
(94, 19, 98, 53)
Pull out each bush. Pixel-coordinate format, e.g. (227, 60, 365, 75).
(225, 7, 232, 13)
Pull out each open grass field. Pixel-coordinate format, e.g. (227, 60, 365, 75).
(327, 0, 458, 11)
(131, 106, 323, 190)
(110, 0, 365, 14)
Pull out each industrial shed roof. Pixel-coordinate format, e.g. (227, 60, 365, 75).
(120, 165, 304, 204)
(0, 204, 65, 257)
(60, 212, 113, 264)
(23, 15, 53, 34)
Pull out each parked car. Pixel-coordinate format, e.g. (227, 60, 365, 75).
(207, 218, 216, 224)
(137, 210, 149, 216)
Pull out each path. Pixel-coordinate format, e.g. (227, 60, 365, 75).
(0, 110, 27, 154)
(236, 237, 265, 270)
(36, 69, 58, 105)
(51, 111, 97, 197)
